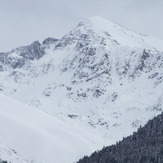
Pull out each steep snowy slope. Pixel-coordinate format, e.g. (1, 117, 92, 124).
(0, 144, 26, 163)
(0, 16, 163, 160)
(0, 94, 105, 163)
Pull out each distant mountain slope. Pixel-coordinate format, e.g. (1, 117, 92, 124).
(0, 37, 58, 70)
(77, 111, 163, 163)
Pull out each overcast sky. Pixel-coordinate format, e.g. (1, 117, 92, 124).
(0, 0, 163, 52)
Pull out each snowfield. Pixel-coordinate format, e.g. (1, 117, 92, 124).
(0, 94, 105, 163)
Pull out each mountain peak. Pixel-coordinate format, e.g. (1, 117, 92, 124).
(88, 16, 111, 23)
(78, 16, 115, 29)
(75, 16, 163, 50)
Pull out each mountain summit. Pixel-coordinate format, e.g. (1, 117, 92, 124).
(71, 16, 163, 50)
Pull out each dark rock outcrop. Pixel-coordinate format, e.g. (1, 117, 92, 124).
(0, 41, 45, 69)
(42, 37, 58, 45)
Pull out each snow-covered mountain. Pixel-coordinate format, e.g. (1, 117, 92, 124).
(0, 16, 163, 162)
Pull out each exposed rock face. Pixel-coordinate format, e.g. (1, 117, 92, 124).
(42, 37, 59, 44)
(0, 41, 45, 69)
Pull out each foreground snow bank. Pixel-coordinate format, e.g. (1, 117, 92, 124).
(0, 94, 104, 163)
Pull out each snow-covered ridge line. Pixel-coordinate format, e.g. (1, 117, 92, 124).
(59, 16, 163, 51)
(0, 37, 58, 70)
(88, 16, 163, 50)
